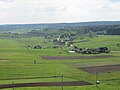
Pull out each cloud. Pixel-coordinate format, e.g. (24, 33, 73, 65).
(110, 0, 120, 2)
(0, 0, 14, 2)
(0, 0, 120, 24)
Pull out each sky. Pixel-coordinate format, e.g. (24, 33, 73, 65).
(0, 0, 120, 24)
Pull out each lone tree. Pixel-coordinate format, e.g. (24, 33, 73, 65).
(117, 43, 120, 47)
(34, 45, 42, 49)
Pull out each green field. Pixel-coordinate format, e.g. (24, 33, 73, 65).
(0, 35, 120, 90)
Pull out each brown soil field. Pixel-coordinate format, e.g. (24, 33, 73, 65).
(0, 60, 9, 62)
(42, 55, 115, 60)
(80, 64, 120, 74)
(0, 81, 92, 89)
(0, 58, 9, 62)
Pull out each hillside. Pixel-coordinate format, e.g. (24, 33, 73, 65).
(0, 21, 120, 31)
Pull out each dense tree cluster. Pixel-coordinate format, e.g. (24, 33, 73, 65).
(59, 25, 120, 35)
(0, 23, 120, 38)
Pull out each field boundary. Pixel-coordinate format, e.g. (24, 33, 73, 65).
(0, 81, 93, 89)
(42, 55, 115, 60)
(0, 76, 62, 81)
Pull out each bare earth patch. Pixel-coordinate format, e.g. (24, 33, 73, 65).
(42, 55, 115, 60)
(0, 81, 92, 89)
(80, 64, 120, 74)
(0, 60, 9, 62)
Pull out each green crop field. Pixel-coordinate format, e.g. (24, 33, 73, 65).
(0, 35, 120, 90)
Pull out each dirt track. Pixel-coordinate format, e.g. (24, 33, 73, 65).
(80, 64, 120, 74)
(0, 81, 92, 89)
(42, 55, 115, 60)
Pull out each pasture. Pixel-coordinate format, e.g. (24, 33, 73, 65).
(0, 35, 120, 90)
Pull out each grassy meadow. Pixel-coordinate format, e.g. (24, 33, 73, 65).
(0, 35, 120, 90)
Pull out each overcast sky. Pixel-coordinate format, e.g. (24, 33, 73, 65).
(0, 0, 120, 24)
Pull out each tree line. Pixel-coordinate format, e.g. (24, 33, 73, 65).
(0, 24, 120, 38)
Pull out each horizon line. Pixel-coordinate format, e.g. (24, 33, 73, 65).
(0, 20, 120, 25)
